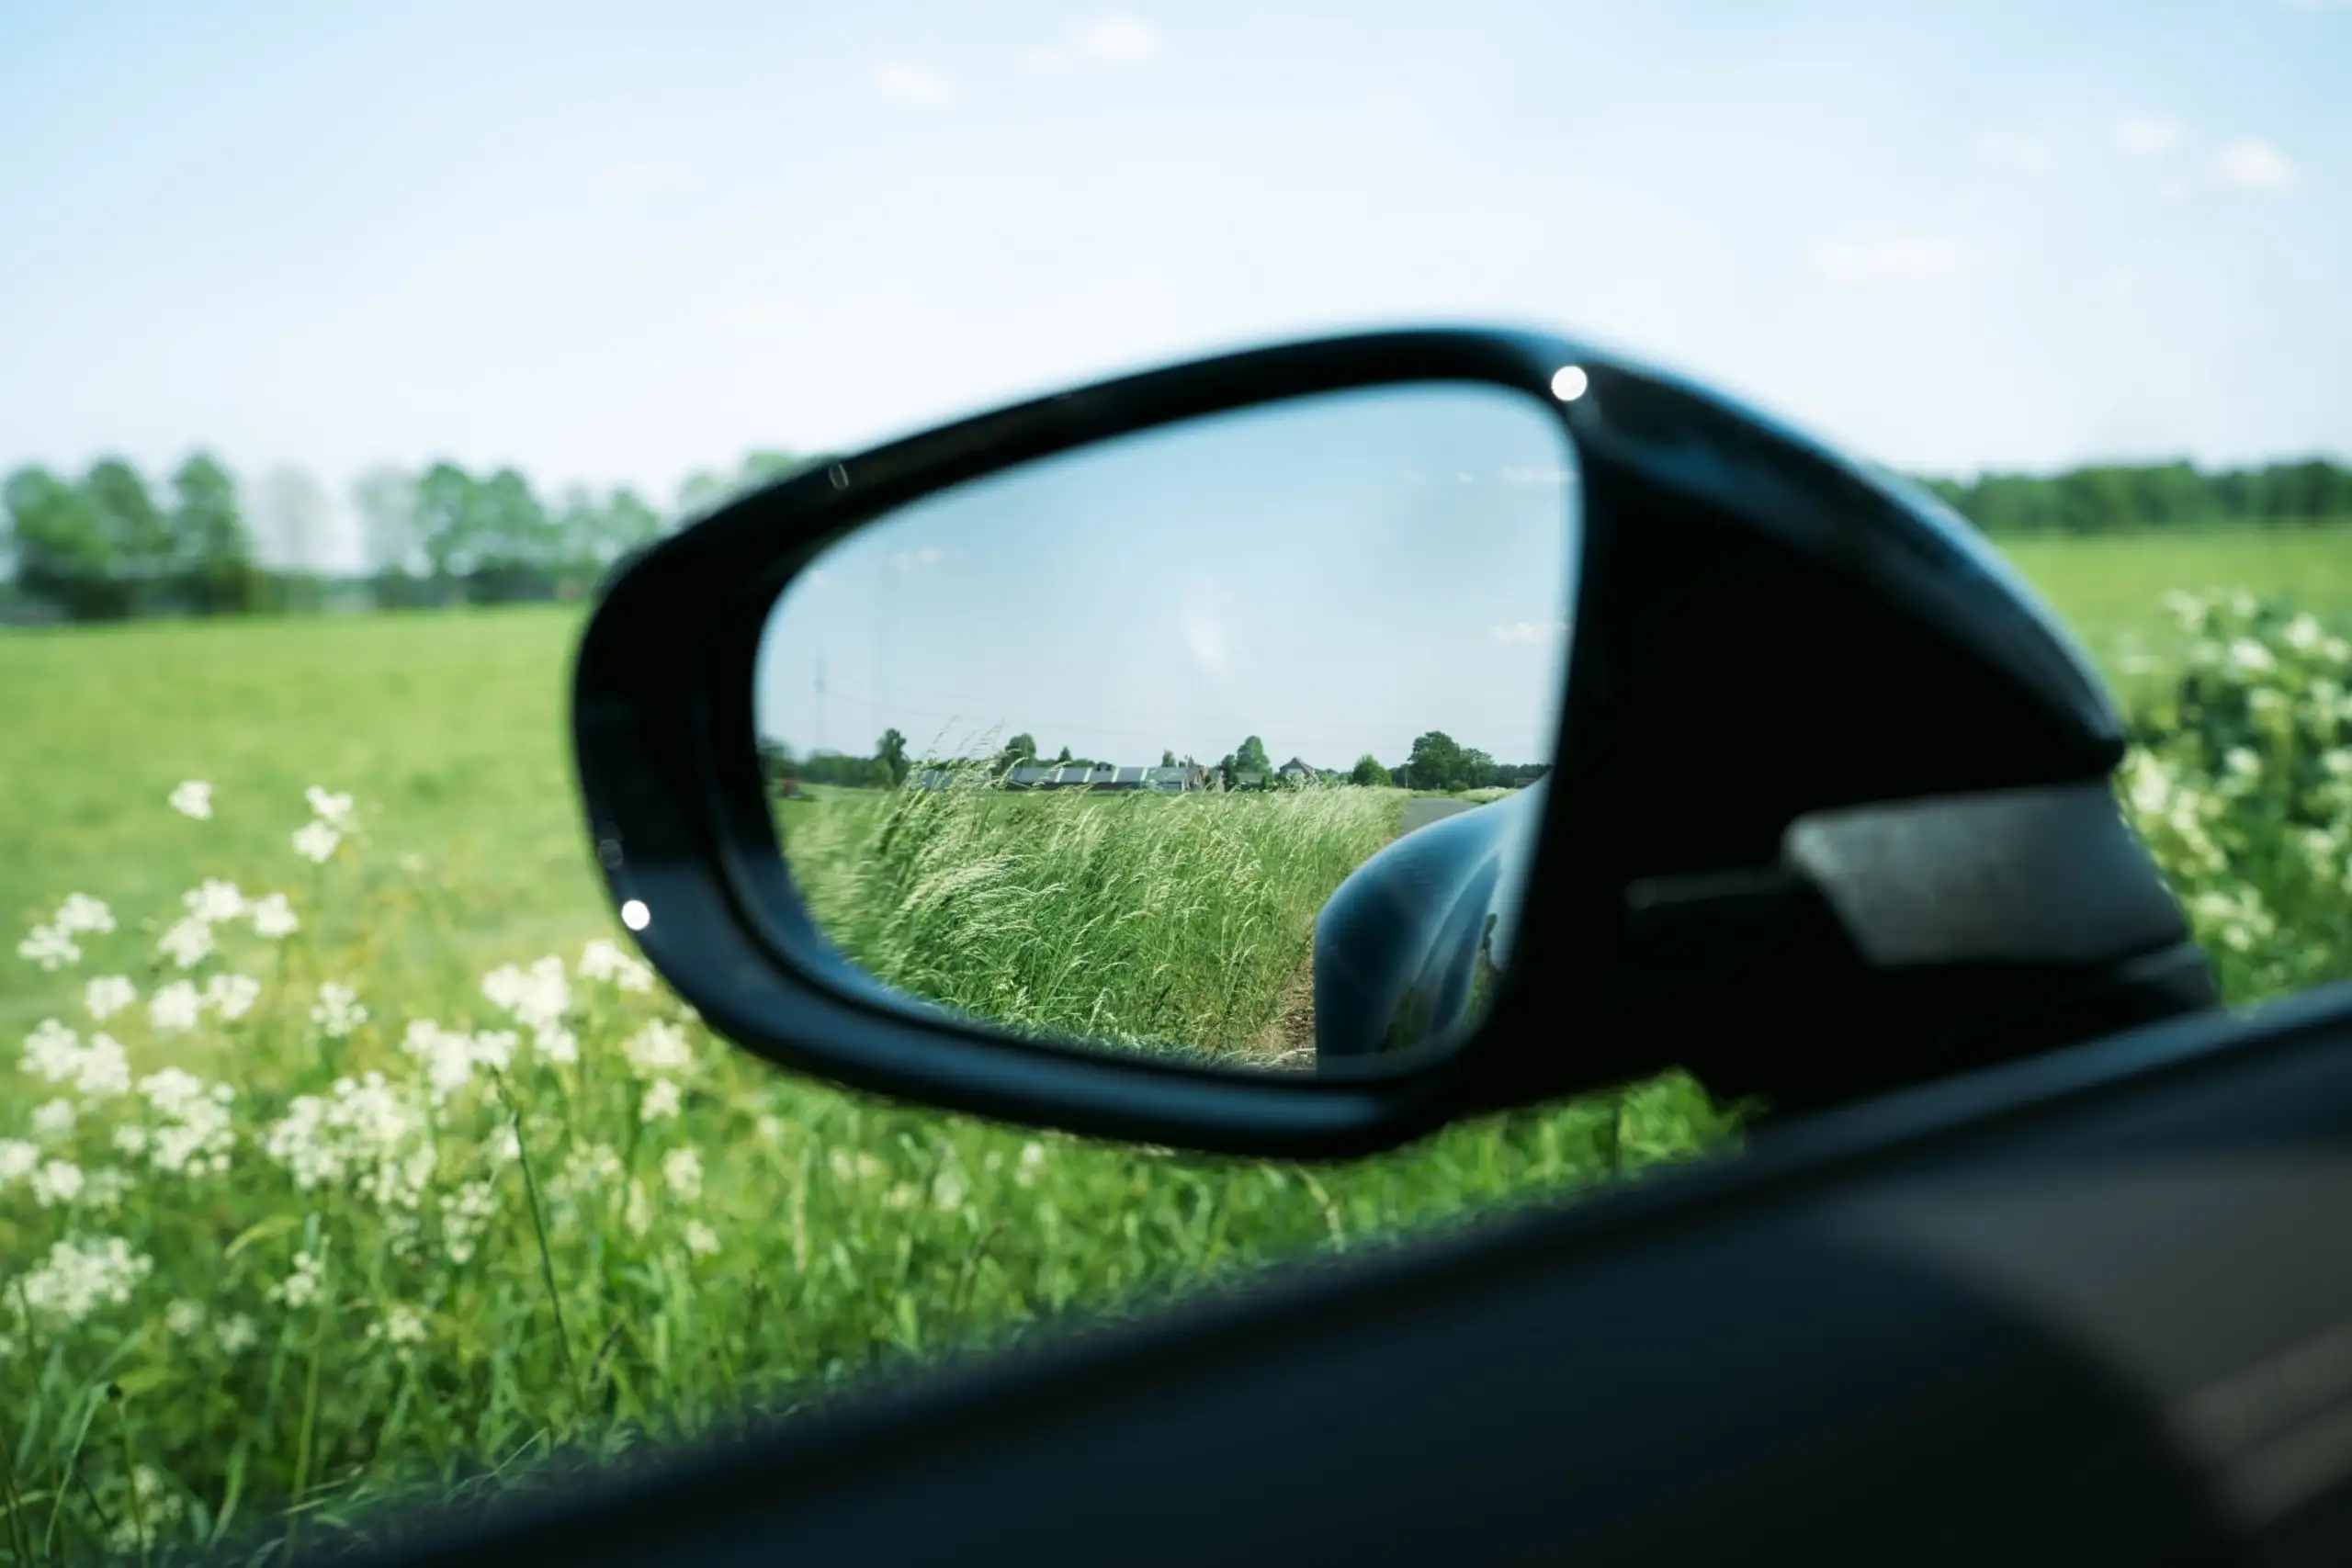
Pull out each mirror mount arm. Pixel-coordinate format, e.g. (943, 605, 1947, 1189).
(1608, 783, 2221, 1115)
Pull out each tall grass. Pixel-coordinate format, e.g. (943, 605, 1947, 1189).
(779, 782, 1401, 1059)
(0, 585, 2345, 1562)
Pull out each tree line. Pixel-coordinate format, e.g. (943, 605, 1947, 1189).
(762, 728, 1551, 795)
(9, 448, 2346, 625)
(1917, 457, 2352, 536)
(1, 449, 810, 623)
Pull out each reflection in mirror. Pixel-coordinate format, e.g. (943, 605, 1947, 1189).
(754, 382, 1578, 1074)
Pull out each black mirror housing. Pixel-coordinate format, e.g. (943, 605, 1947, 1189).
(571, 324, 2215, 1157)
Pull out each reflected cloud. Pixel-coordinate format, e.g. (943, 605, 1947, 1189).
(1181, 579, 1240, 679)
(888, 546, 948, 571)
(1489, 620, 1568, 645)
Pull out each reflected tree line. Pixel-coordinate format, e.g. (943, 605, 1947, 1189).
(760, 728, 1554, 795)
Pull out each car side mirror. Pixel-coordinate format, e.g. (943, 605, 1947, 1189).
(569, 326, 2218, 1157)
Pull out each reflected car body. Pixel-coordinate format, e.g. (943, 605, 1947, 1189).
(1312, 780, 1547, 1060)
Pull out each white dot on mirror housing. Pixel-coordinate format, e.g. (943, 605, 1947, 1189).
(620, 899, 651, 931)
(1550, 366, 1589, 401)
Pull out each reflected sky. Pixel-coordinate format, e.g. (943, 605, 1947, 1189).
(755, 382, 1577, 772)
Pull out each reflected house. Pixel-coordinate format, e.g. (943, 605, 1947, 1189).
(908, 761, 1214, 793)
(940, 762, 1215, 793)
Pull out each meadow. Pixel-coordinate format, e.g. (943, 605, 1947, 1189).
(0, 526, 2348, 1562)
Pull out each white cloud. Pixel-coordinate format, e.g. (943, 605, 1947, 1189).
(2211, 136, 2297, 191)
(728, 299, 801, 335)
(1021, 17, 1162, 73)
(888, 546, 947, 571)
(1805, 234, 1968, 287)
(1073, 17, 1162, 64)
(2112, 116, 2186, 156)
(608, 159, 681, 198)
(875, 62, 955, 107)
(1974, 130, 2052, 172)
(1180, 580, 1239, 679)
(1488, 621, 1568, 646)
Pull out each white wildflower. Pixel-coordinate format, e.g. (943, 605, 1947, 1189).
(137, 1068, 236, 1175)
(684, 1220, 720, 1257)
(304, 786, 355, 828)
(534, 1026, 579, 1065)
(482, 957, 570, 1034)
(624, 1179, 652, 1237)
(269, 1246, 327, 1309)
(17, 1237, 150, 1326)
(81, 1167, 130, 1213)
(440, 1179, 498, 1264)
(264, 1072, 429, 1200)
(31, 1159, 85, 1207)
(624, 1020, 694, 1077)
(184, 879, 245, 924)
(368, 1303, 428, 1352)
(169, 780, 214, 819)
(311, 982, 367, 1038)
(1017, 1141, 1046, 1188)
(31, 1098, 75, 1139)
(24, 1019, 82, 1081)
(54, 894, 116, 935)
(215, 1313, 260, 1354)
(17, 924, 80, 971)
(401, 1021, 476, 1099)
(2286, 614, 2325, 653)
(2326, 637, 2351, 664)
(204, 972, 261, 1021)
(85, 975, 136, 1021)
(933, 1168, 969, 1212)
(0, 1139, 38, 1187)
(560, 1143, 624, 1194)
(483, 1123, 521, 1168)
(292, 819, 341, 863)
(579, 938, 654, 992)
(151, 979, 203, 1032)
(2162, 590, 2210, 632)
(662, 1146, 704, 1201)
(640, 1078, 682, 1122)
(155, 916, 214, 969)
(471, 1029, 516, 1072)
(165, 1299, 206, 1337)
(106, 1465, 186, 1556)
(755, 1114, 785, 1144)
(249, 892, 300, 939)
(2229, 637, 2277, 674)
(72, 1033, 131, 1100)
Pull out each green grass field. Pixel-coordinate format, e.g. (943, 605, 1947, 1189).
(0, 526, 2346, 1561)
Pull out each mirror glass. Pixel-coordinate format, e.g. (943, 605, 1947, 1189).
(753, 380, 1578, 1073)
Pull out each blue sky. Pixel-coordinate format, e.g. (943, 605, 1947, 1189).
(752, 382, 1577, 769)
(2, 0, 2345, 572)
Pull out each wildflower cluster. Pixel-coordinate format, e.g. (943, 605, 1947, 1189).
(2120, 592, 2352, 997)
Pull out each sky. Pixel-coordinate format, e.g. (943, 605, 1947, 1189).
(2, 0, 2346, 573)
(752, 382, 1577, 770)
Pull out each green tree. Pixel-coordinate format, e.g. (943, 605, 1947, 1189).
(4, 465, 120, 618)
(1232, 736, 1272, 777)
(85, 458, 172, 612)
(876, 728, 910, 787)
(1350, 753, 1393, 787)
(1407, 730, 1467, 792)
(169, 453, 257, 614)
